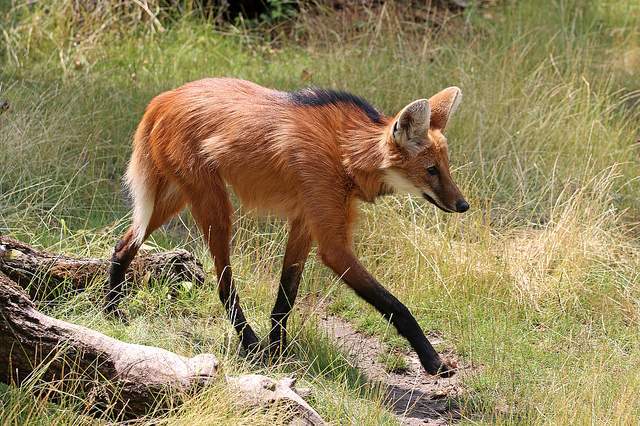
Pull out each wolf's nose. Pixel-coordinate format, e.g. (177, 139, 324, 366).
(455, 199, 469, 213)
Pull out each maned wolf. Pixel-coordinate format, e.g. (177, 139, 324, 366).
(106, 78, 469, 376)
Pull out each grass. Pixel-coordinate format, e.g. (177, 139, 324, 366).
(1, 0, 640, 424)
(377, 352, 409, 374)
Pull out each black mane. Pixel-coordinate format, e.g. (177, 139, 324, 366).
(287, 87, 382, 124)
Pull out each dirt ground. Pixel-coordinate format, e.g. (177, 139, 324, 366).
(303, 298, 472, 425)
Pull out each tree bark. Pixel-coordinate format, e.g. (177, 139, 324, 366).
(0, 270, 217, 418)
(0, 236, 205, 299)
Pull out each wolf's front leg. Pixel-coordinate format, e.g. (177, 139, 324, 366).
(319, 244, 454, 377)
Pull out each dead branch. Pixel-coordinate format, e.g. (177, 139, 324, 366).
(0, 236, 205, 299)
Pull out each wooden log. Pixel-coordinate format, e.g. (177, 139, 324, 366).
(0, 271, 218, 418)
(0, 240, 326, 422)
(0, 236, 205, 299)
(227, 375, 325, 425)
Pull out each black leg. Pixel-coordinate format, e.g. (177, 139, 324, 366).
(269, 263, 305, 354)
(191, 196, 261, 354)
(320, 246, 453, 377)
(217, 267, 260, 352)
(360, 282, 449, 375)
(105, 229, 139, 315)
(269, 219, 311, 356)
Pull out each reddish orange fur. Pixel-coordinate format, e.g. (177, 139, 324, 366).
(126, 78, 464, 250)
(128, 78, 379, 248)
(109, 78, 468, 374)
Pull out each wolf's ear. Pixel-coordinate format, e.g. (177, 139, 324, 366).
(392, 99, 430, 154)
(428, 86, 462, 130)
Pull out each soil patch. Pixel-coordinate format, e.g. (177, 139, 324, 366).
(303, 298, 471, 425)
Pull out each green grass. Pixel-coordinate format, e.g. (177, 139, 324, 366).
(1, 0, 640, 424)
(377, 351, 409, 374)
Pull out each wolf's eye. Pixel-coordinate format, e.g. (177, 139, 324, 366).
(427, 166, 438, 176)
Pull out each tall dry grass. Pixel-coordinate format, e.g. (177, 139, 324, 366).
(1, 0, 639, 423)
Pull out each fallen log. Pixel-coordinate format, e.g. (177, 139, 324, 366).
(0, 237, 325, 423)
(0, 269, 324, 423)
(0, 236, 205, 299)
(0, 270, 217, 418)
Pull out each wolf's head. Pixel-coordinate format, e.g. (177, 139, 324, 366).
(382, 87, 468, 213)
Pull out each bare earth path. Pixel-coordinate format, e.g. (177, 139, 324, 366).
(304, 299, 469, 425)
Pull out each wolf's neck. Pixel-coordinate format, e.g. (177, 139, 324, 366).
(339, 119, 395, 202)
